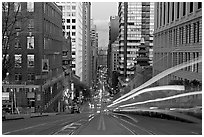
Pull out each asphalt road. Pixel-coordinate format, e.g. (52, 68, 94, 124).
(2, 110, 202, 135)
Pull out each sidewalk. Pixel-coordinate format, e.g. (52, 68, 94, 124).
(3, 112, 58, 121)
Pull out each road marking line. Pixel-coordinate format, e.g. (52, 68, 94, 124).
(191, 132, 199, 135)
(119, 123, 135, 135)
(73, 123, 81, 126)
(3, 123, 47, 134)
(121, 119, 136, 127)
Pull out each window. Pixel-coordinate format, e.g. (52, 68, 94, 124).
(62, 51, 67, 56)
(62, 18, 65, 23)
(72, 19, 76, 23)
(14, 38, 21, 49)
(185, 25, 189, 44)
(27, 55, 34, 68)
(72, 12, 76, 16)
(193, 23, 196, 43)
(14, 2, 21, 12)
(172, 3, 174, 21)
(27, 36, 34, 49)
(183, 2, 186, 16)
(72, 26, 76, 29)
(190, 2, 193, 13)
(72, 32, 76, 36)
(28, 19, 34, 29)
(67, 19, 70, 23)
(197, 21, 200, 42)
(15, 73, 22, 81)
(198, 2, 202, 9)
(62, 25, 65, 29)
(189, 24, 191, 43)
(27, 2, 34, 12)
(167, 2, 170, 23)
(15, 54, 22, 68)
(28, 73, 35, 81)
(63, 60, 69, 65)
(67, 25, 70, 29)
(72, 6, 76, 10)
(177, 3, 179, 19)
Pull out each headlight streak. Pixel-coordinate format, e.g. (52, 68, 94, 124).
(113, 57, 202, 104)
(107, 85, 184, 108)
(119, 91, 202, 108)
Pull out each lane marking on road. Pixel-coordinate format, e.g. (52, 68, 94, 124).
(191, 132, 199, 135)
(72, 123, 81, 126)
(3, 123, 47, 135)
(111, 113, 156, 135)
(112, 113, 138, 123)
(97, 115, 106, 131)
(121, 119, 136, 127)
(119, 123, 135, 135)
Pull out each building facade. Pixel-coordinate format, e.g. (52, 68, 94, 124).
(56, 2, 83, 79)
(82, 2, 91, 87)
(153, 2, 202, 85)
(107, 16, 119, 79)
(2, 2, 64, 113)
(118, 2, 154, 78)
(90, 20, 99, 87)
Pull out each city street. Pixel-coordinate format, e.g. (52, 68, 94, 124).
(2, 2, 202, 136)
(2, 110, 202, 135)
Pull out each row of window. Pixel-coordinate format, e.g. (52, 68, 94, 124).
(4, 36, 34, 50)
(3, 2, 34, 12)
(44, 20, 61, 35)
(155, 20, 201, 47)
(62, 25, 76, 29)
(62, 5, 76, 10)
(156, 2, 202, 28)
(14, 54, 34, 68)
(62, 18, 76, 23)
(44, 3, 61, 19)
(15, 73, 35, 81)
(154, 52, 200, 73)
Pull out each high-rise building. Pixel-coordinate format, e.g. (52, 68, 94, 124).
(107, 16, 119, 83)
(153, 2, 202, 85)
(2, 2, 64, 112)
(82, 2, 91, 87)
(90, 19, 99, 87)
(118, 2, 154, 78)
(56, 2, 83, 79)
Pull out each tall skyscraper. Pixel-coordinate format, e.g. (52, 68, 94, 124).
(107, 16, 119, 82)
(153, 2, 202, 85)
(56, 2, 83, 79)
(82, 2, 91, 87)
(118, 2, 154, 78)
(90, 20, 99, 87)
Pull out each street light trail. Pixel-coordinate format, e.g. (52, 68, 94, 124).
(119, 91, 202, 108)
(113, 57, 202, 104)
(107, 85, 184, 107)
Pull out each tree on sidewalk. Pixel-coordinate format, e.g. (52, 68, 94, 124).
(2, 2, 29, 80)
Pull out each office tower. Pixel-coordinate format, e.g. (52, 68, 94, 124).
(118, 2, 154, 78)
(82, 2, 91, 87)
(153, 2, 202, 86)
(107, 16, 119, 82)
(90, 20, 99, 87)
(56, 2, 83, 79)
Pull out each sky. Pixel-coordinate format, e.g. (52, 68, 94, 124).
(91, 2, 118, 48)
